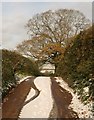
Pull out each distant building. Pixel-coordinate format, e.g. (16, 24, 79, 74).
(40, 63, 55, 74)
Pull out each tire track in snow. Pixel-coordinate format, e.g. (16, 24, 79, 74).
(50, 77, 78, 118)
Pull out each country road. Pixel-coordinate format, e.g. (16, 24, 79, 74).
(2, 76, 92, 119)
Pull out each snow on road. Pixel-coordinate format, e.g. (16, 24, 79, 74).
(19, 76, 93, 118)
(19, 77, 53, 118)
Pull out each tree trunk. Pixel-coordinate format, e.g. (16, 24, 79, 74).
(54, 63, 58, 74)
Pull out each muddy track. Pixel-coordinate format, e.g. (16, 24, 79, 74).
(2, 77, 40, 119)
(2, 80, 32, 118)
(50, 77, 78, 119)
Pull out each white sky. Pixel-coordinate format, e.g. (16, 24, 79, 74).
(1, 0, 93, 50)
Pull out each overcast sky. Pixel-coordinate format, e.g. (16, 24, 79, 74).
(1, 0, 93, 50)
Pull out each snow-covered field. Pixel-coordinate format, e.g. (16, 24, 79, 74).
(55, 77, 93, 118)
(19, 77, 53, 118)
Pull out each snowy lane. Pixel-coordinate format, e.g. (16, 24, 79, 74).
(19, 77, 53, 118)
(19, 76, 93, 119)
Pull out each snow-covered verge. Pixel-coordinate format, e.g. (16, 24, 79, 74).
(18, 76, 34, 83)
(19, 77, 53, 118)
(55, 77, 94, 118)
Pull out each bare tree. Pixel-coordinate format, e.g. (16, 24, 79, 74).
(17, 9, 91, 72)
